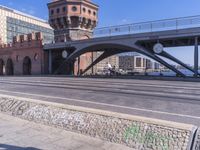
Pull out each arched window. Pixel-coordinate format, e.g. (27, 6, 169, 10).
(23, 56, 32, 75)
(83, 7, 86, 13)
(51, 10, 54, 15)
(88, 9, 91, 15)
(56, 8, 60, 14)
(0, 59, 5, 75)
(63, 7, 66, 12)
(6, 58, 14, 75)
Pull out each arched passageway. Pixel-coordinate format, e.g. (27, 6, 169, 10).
(23, 56, 32, 75)
(0, 59, 5, 75)
(6, 58, 14, 75)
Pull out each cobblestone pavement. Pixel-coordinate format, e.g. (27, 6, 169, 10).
(0, 113, 133, 150)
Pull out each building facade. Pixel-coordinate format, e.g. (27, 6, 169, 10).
(0, 5, 54, 44)
(0, 32, 46, 76)
(119, 55, 156, 72)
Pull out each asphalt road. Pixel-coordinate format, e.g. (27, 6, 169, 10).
(0, 76, 200, 126)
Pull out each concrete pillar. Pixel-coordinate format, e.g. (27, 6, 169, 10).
(77, 57, 80, 75)
(91, 52, 94, 74)
(194, 37, 199, 77)
(48, 50, 52, 74)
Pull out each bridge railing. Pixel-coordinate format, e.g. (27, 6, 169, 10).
(93, 15, 200, 38)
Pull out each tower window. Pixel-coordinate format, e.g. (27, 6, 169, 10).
(83, 7, 86, 12)
(56, 8, 60, 14)
(51, 10, 54, 15)
(72, 6, 77, 12)
(88, 10, 91, 14)
(93, 11, 96, 16)
(63, 7, 66, 12)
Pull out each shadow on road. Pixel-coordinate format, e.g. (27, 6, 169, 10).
(0, 144, 41, 150)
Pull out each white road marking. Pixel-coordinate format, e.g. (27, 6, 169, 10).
(0, 89, 199, 120)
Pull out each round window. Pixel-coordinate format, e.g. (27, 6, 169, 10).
(72, 6, 77, 12)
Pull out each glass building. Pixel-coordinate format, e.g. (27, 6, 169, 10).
(0, 5, 54, 44)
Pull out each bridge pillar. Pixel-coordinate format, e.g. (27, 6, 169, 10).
(77, 57, 80, 76)
(48, 50, 52, 74)
(91, 52, 94, 75)
(194, 37, 199, 77)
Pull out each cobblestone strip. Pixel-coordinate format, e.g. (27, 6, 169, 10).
(0, 96, 197, 150)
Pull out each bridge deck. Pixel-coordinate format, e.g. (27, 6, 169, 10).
(44, 27, 200, 50)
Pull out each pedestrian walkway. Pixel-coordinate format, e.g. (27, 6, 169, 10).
(0, 113, 132, 150)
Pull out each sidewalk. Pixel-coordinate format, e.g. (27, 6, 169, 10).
(0, 113, 133, 150)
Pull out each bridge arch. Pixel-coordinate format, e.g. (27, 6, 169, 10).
(6, 58, 14, 75)
(0, 59, 5, 75)
(23, 56, 32, 75)
(62, 42, 185, 77)
(68, 43, 135, 61)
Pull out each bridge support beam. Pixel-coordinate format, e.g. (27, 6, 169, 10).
(134, 45, 186, 77)
(159, 51, 199, 75)
(91, 52, 94, 75)
(151, 54, 185, 77)
(194, 37, 199, 77)
(81, 50, 124, 75)
(77, 57, 80, 75)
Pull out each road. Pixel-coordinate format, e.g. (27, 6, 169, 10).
(0, 76, 200, 125)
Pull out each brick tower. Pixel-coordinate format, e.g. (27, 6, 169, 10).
(48, 0, 99, 75)
(48, 0, 98, 42)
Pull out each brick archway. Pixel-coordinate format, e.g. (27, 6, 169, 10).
(0, 59, 5, 75)
(23, 56, 32, 75)
(6, 58, 14, 75)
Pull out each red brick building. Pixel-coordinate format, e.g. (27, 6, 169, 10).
(0, 32, 46, 75)
(0, 0, 99, 76)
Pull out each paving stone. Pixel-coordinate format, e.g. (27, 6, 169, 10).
(0, 113, 133, 150)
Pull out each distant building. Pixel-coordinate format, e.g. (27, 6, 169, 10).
(0, 5, 54, 44)
(119, 55, 151, 72)
(119, 55, 134, 71)
(119, 54, 159, 72)
(94, 52, 119, 73)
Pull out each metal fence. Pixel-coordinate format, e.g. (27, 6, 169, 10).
(93, 15, 200, 38)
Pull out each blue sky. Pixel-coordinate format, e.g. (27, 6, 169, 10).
(1, 0, 200, 65)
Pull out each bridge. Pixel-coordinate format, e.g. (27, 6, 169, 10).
(44, 15, 200, 77)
